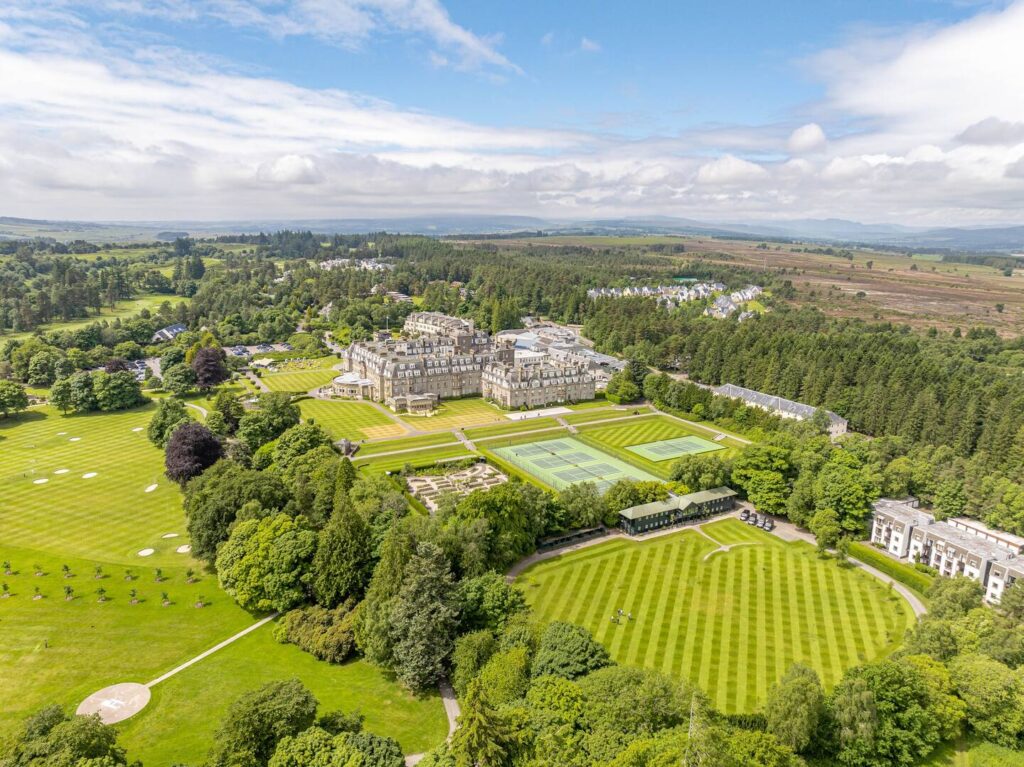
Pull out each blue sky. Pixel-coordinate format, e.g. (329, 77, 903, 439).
(1, 0, 1023, 223)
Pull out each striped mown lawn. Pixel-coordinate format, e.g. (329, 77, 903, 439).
(579, 415, 744, 477)
(355, 431, 459, 456)
(261, 368, 339, 393)
(354, 444, 478, 474)
(298, 399, 407, 441)
(0, 404, 186, 567)
(398, 397, 505, 431)
(466, 418, 562, 440)
(519, 519, 913, 713)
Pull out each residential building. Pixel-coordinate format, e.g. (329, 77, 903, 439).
(619, 487, 737, 536)
(986, 561, 1024, 603)
(870, 497, 933, 557)
(151, 323, 187, 343)
(713, 383, 849, 437)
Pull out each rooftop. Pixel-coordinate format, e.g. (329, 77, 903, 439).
(620, 486, 737, 521)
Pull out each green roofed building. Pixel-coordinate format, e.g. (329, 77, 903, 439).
(619, 486, 737, 536)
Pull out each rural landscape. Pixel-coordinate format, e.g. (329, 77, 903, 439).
(5, 2, 1024, 767)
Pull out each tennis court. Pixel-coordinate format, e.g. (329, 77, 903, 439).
(626, 435, 724, 461)
(492, 438, 658, 492)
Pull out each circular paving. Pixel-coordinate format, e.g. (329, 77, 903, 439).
(76, 683, 150, 724)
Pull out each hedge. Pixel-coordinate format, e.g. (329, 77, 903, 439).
(850, 542, 935, 597)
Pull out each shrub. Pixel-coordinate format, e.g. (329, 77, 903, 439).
(274, 601, 358, 663)
(849, 542, 934, 596)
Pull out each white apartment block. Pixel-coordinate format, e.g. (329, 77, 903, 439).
(870, 498, 1023, 602)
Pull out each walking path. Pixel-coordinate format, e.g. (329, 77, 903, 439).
(454, 429, 475, 451)
(555, 415, 578, 434)
(404, 678, 461, 766)
(184, 402, 208, 418)
(242, 369, 270, 393)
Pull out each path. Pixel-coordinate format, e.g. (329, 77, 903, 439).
(454, 429, 476, 451)
(554, 415, 578, 435)
(242, 369, 269, 393)
(404, 678, 461, 766)
(184, 402, 208, 418)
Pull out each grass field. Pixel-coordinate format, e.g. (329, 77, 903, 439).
(298, 399, 407, 441)
(465, 418, 561, 440)
(0, 295, 177, 343)
(354, 444, 478, 474)
(491, 437, 659, 492)
(398, 398, 505, 430)
(260, 358, 341, 393)
(355, 432, 459, 456)
(578, 415, 744, 478)
(0, 405, 187, 567)
(917, 738, 1024, 766)
(117, 623, 448, 764)
(519, 519, 913, 713)
(564, 408, 649, 425)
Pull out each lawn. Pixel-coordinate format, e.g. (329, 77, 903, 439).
(398, 398, 505, 431)
(298, 399, 407, 441)
(564, 408, 647, 425)
(0, 294, 177, 343)
(465, 418, 562, 440)
(355, 432, 460, 457)
(519, 519, 914, 714)
(355, 444, 478, 474)
(260, 359, 341, 394)
(117, 622, 448, 764)
(578, 415, 745, 478)
(0, 404, 187, 567)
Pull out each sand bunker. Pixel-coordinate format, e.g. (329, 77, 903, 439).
(175, 544, 192, 554)
(33, 478, 48, 485)
(161, 533, 179, 539)
(131, 427, 144, 432)
(137, 548, 155, 557)
(54, 469, 69, 474)
(145, 484, 158, 493)
(82, 472, 98, 479)
(69, 437, 81, 442)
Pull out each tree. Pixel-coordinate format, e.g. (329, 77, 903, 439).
(92, 370, 145, 411)
(449, 679, 513, 767)
(68, 371, 97, 412)
(165, 421, 222, 486)
(310, 502, 373, 608)
(217, 513, 317, 613)
(927, 577, 984, 620)
(274, 602, 358, 664)
(670, 454, 731, 492)
(388, 542, 460, 691)
(949, 654, 1024, 747)
(209, 679, 318, 767)
(452, 630, 497, 697)
(147, 397, 193, 447)
(273, 423, 333, 470)
(213, 389, 245, 433)
(810, 508, 842, 553)
(741, 470, 790, 517)
(531, 621, 611, 680)
(191, 345, 229, 391)
(0, 706, 130, 766)
(0, 380, 29, 418)
(48, 377, 74, 415)
(604, 480, 669, 514)
(764, 664, 825, 754)
(557, 482, 608, 529)
(183, 460, 292, 564)
(162, 363, 197, 396)
(237, 393, 301, 451)
(458, 572, 527, 633)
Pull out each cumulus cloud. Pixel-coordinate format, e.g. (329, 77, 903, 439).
(787, 123, 827, 154)
(696, 155, 768, 185)
(956, 117, 1024, 145)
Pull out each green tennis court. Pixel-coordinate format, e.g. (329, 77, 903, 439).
(626, 435, 724, 461)
(492, 438, 658, 492)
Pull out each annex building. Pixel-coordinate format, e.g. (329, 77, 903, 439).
(713, 383, 849, 437)
(619, 487, 738, 536)
(871, 498, 1024, 603)
(337, 312, 596, 413)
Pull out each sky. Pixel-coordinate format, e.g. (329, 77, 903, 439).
(1, 0, 1024, 225)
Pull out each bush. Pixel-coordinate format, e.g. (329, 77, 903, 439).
(849, 542, 935, 596)
(274, 601, 358, 663)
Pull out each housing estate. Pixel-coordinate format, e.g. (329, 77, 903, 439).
(870, 498, 1024, 603)
(713, 383, 849, 437)
(336, 312, 596, 413)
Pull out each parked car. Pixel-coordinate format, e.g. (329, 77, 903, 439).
(747, 514, 759, 526)
(764, 519, 775, 532)
(740, 510, 750, 521)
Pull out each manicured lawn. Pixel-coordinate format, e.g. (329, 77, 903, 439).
(564, 408, 648, 425)
(261, 369, 339, 393)
(117, 622, 448, 764)
(0, 405, 187, 567)
(578, 415, 744, 478)
(298, 399, 407, 441)
(465, 418, 562, 440)
(0, 294, 176, 343)
(398, 398, 505, 431)
(355, 444, 478, 474)
(915, 738, 1024, 766)
(0, 543, 255, 745)
(519, 519, 914, 714)
(491, 437, 659, 492)
(355, 432, 459, 456)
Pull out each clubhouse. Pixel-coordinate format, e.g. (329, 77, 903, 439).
(870, 498, 1024, 603)
(619, 487, 737, 536)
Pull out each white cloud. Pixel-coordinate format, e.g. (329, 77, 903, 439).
(787, 123, 827, 154)
(580, 37, 601, 53)
(957, 117, 1024, 145)
(540, 31, 554, 47)
(696, 155, 768, 185)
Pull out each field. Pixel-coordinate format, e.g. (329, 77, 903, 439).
(398, 397, 505, 431)
(578, 415, 745, 478)
(519, 519, 914, 713)
(117, 623, 447, 764)
(464, 418, 561, 440)
(260, 357, 341, 393)
(298, 399, 407, 441)
(0, 294, 176, 343)
(355, 431, 460, 456)
(354, 444, 478, 474)
(0, 405, 188, 567)
(491, 437, 659, 492)
(0, 400, 448, 758)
